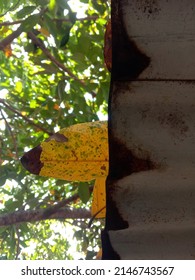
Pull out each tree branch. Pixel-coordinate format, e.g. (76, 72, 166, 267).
(0, 8, 47, 50)
(28, 32, 84, 82)
(0, 16, 99, 28)
(0, 207, 91, 227)
(42, 185, 93, 218)
(0, 186, 94, 227)
(27, 31, 97, 98)
(0, 25, 23, 51)
(0, 18, 97, 98)
(54, 15, 99, 22)
(0, 99, 53, 136)
(0, 20, 23, 27)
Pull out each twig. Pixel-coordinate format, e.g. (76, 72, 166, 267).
(0, 20, 23, 27)
(0, 25, 23, 51)
(28, 32, 84, 82)
(0, 99, 53, 135)
(27, 31, 97, 98)
(0, 18, 97, 98)
(54, 15, 99, 22)
(0, 8, 47, 50)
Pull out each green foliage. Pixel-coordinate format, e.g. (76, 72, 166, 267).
(0, 0, 110, 259)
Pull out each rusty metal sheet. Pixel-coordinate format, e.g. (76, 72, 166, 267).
(122, 0, 195, 80)
(103, 0, 195, 259)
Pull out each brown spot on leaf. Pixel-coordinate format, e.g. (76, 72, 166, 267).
(46, 133, 68, 143)
(101, 165, 107, 171)
(20, 145, 43, 175)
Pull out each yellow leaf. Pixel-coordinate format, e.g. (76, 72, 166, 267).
(91, 177, 106, 218)
(40, 121, 108, 219)
(21, 121, 108, 219)
(40, 121, 108, 181)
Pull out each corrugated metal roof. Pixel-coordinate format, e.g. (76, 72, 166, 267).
(103, 0, 195, 259)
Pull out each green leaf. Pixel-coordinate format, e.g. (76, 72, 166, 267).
(48, 0, 56, 12)
(0, 227, 7, 235)
(57, 80, 66, 101)
(43, 13, 59, 39)
(0, 175, 7, 186)
(40, 63, 58, 74)
(69, 11, 76, 24)
(74, 229, 83, 240)
(21, 14, 40, 32)
(60, 28, 71, 48)
(78, 35, 91, 54)
(15, 81, 23, 93)
(80, 0, 89, 3)
(56, 0, 70, 10)
(86, 250, 96, 260)
(0, 255, 7, 260)
(78, 182, 90, 204)
(92, 0, 105, 14)
(5, 199, 22, 211)
(31, 0, 48, 6)
(16, 6, 37, 19)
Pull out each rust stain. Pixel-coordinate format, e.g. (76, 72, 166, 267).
(131, 0, 161, 19)
(105, 0, 158, 234)
(108, 132, 157, 180)
(105, 131, 158, 232)
(158, 111, 189, 139)
(112, 0, 151, 80)
(105, 178, 129, 231)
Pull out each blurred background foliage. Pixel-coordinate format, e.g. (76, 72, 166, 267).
(0, 0, 110, 259)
